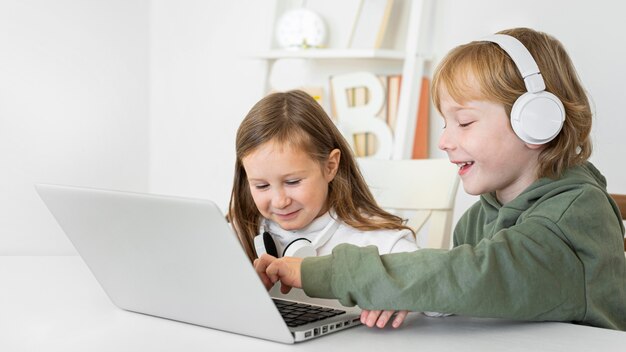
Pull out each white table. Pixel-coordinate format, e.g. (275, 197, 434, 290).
(1, 256, 624, 351)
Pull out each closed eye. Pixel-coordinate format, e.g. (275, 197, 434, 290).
(285, 179, 301, 186)
(459, 121, 475, 127)
(254, 184, 269, 190)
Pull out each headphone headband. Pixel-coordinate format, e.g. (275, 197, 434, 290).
(254, 213, 340, 258)
(480, 33, 565, 145)
(482, 34, 546, 93)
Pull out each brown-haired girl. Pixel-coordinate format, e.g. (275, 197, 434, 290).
(228, 90, 422, 328)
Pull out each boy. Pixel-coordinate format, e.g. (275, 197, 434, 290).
(255, 28, 626, 330)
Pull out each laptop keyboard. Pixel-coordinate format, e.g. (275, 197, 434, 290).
(273, 298, 347, 327)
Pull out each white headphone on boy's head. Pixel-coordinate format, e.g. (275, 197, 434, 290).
(254, 217, 340, 258)
(482, 34, 565, 144)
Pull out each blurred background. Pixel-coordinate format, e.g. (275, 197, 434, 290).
(1, 0, 624, 255)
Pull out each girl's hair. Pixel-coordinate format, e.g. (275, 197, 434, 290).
(432, 27, 592, 179)
(228, 90, 413, 261)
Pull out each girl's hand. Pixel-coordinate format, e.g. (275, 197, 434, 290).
(360, 310, 409, 328)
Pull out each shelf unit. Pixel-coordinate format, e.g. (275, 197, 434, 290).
(252, 49, 407, 60)
(254, 0, 434, 159)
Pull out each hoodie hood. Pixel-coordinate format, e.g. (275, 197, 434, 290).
(480, 161, 624, 234)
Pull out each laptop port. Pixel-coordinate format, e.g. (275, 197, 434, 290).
(335, 323, 342, 329)
(313, 328, 320, 336)
(304, 331, 312, 338)
(344, 321, 350, 326)
(322, 326, 328, 334)
(353, 318, 361, 323)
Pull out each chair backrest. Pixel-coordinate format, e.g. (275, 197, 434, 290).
(608, 193, 626, 252)
(357, 158, 460, 249)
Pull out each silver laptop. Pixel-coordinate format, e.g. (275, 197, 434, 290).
(35, 183, 362, 344)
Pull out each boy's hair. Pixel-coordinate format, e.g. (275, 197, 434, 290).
(229, 90, 413, 261)
(432, 27, 592, 179)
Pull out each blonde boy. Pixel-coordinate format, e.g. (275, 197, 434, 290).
(256, 28, 626, 330)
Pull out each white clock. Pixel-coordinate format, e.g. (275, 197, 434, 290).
(275, 9, 327, 49)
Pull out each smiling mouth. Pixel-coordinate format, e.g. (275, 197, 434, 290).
(455, 161, 474, 174)
(274, 209, 300, 219)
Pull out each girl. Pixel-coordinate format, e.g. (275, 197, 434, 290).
(229, 90, 418, 261)
(228, 90, 418, 327)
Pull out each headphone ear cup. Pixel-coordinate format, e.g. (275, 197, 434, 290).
(253, 232, 279, 258)
(262, 231, 279, 257)
(510, 91, 565, 145)
(283, 238, 316, 258)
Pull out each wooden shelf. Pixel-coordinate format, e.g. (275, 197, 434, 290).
(251, 49, 406, 60)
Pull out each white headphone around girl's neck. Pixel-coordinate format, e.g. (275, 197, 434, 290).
(482, 34, 565, 145)
(254, 213, 340, 258)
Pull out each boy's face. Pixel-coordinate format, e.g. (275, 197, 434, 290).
(437, 86, 542, 204)
(242, 140, 340, 231)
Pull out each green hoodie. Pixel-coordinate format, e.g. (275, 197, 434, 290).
(302, 162, 626, 330)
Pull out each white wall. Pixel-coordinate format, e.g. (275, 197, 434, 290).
(0, 0, 150, 255)
(148, 0, 270, 209)
(3, 0, 625, 255)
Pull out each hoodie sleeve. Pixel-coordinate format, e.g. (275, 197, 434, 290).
(302, 218, 587, 322)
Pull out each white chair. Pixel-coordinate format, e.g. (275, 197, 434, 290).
(357, 158, 460, 249)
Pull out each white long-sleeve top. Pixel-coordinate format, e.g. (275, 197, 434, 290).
(260, 211, 418, 257)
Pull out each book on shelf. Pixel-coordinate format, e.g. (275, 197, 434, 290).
(352, 86, 369, 157)
(348, 0, 395, 49)
(386, 74, 402, 132)
(412, 77, 430, 159)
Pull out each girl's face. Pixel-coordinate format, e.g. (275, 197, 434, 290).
(437, 85, 542, 205)
(242, 139, 340, 231)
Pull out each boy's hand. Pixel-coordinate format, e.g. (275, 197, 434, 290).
(254, 254, 303, 293)
(253, 254, 277, 290)
(360, 310, 409, 328)
(257, 255, 409, 327)
(267, 256, 303, 294)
